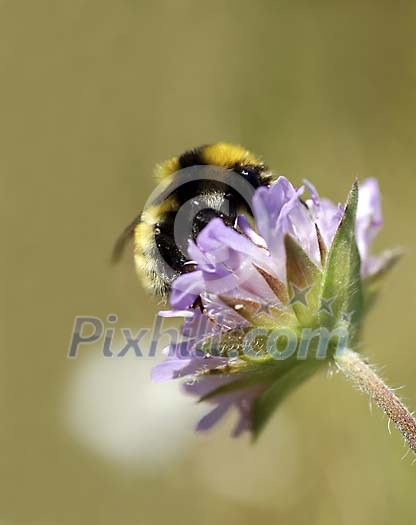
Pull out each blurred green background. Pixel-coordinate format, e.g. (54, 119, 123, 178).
(1, 1, 416, 524)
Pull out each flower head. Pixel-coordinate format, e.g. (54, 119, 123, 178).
(153, 177, 399, 438)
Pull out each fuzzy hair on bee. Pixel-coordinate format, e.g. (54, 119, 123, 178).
(113, 143, 274, 301)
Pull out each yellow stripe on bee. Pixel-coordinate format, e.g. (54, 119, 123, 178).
(140, 197, 178, 224)
(134, 251, 157, 292)
(201, 143, 261, 168)
(134, 222, 167, 296)
(134, 221, 153, 253)
(154, 156, 180, 181)
(153, 143, 262, 183)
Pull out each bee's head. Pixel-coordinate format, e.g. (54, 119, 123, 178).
(155, 142, 273, 188)
(182, 143, 272, 188)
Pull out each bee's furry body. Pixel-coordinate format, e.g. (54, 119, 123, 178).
(115, 143, 274, 300)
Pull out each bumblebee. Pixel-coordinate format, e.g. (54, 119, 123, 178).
(113, 143, 274, 300)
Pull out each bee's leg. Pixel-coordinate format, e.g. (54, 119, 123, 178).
(191, 296, 206, 313)
(154, 212, 190, 274)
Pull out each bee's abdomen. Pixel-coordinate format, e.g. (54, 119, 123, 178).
(134, 206, 183, 297)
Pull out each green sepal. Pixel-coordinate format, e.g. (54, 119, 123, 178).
(320, 180, 363, 347)
(198, 363, 275, 403)
(197, 352, 302, 403)
(251, 359, 324, 440)
(284, 234, 322, 327)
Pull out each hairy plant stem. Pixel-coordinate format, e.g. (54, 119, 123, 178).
(334, 348, 416, 455)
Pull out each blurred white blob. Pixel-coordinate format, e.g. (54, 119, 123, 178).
(63, 346, 202, 470)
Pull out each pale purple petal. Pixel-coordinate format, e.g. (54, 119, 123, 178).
(356, 178, 383, 275)
(170, 270, 204, 309)
(253, 177, 320, 277)
(151, 359, 193, 382)
(237, 214, 268, 249)
(158, 309, 195, 318)
(196, 402, 231, 431)
(316, 199, 344, 248)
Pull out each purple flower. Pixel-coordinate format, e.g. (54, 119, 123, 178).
(152, 177, 397, 437)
